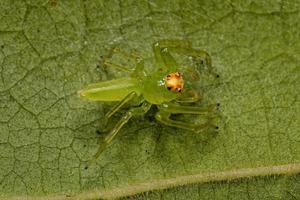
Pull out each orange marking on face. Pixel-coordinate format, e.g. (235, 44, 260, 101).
(164, 72, 184, 92)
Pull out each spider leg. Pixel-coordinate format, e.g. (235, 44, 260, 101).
(101, 46, 145, 76)
(101, 91, 138, 130)
(176, 88, 202, 103)
(155, 111, 217, 133)
(154, 39, 218, 77)
(86, 101, 152, 168)
(109, 47, 142, 62)
(102, 60, 132, 73)
(158, 102, 218, 114)
(155, 103, 219, 133)
(155, 39, 192, 49)
(153, 42, 179, 72)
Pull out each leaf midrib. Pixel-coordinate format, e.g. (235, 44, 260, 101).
(3, 163, 300, 200)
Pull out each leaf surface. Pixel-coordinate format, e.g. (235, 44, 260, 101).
(0, 0, 299, 199)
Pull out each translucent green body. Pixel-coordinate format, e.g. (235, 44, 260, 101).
(79, 70, 179, 104)
(79, 77, 141, 101)
(78, 39, 219, 168)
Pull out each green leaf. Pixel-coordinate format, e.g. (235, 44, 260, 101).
(0, 0, 299, 199)
(122, 174, 300, 200)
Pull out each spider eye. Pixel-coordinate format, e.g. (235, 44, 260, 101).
(164, 72, 184, 93)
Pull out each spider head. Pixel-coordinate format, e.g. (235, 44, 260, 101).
(164, 72, 184, 93)
(143, 71, 184, 104)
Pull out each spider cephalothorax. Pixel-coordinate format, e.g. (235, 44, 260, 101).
(165, 72, 184, 92)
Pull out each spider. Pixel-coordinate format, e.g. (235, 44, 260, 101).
(78, 39, 220, 167)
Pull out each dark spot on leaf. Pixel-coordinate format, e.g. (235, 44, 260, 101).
(50, 0, 59, 6)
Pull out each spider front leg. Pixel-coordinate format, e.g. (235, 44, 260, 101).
(101, 46, 145, 77)
(86, 101, 152, 168)
(155, 103, 219, 133)
(101, 46, 143, 73)
(101, 60, 132, 73)
(154, 39, 219, 78)
(106, 46, 142, 62)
